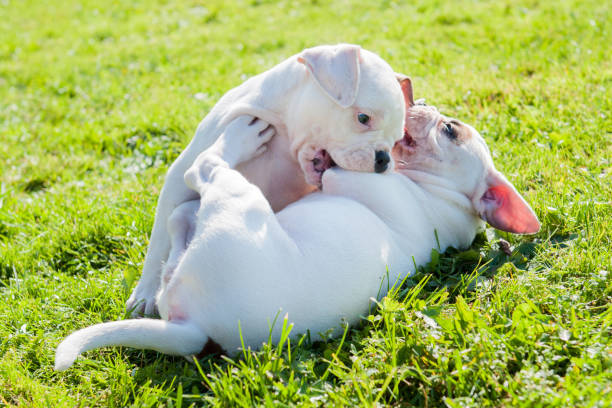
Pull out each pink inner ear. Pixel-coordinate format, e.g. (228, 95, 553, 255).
(480, 176, 540, 234)
(397, 76, 414, 107)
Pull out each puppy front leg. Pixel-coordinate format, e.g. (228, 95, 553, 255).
(127, 160, 198, 317)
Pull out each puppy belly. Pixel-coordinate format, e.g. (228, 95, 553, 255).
(235, 135, 315, 212)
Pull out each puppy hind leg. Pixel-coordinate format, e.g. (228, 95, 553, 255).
(129, 116, 249, 316)
(162, 200, 200, 286)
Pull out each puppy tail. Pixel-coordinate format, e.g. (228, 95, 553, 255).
(54, 319, 206, 371)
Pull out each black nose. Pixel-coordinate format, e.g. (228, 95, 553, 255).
(374, 150, 390, 173)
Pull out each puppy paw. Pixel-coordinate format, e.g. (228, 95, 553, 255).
(184, 116, 275, 192)
(126, 283, 159, 317)
(214, 115, 276, 167)
(184, 153, 227, 191)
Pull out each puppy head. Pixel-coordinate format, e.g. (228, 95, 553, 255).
(288, 44, 405, 187)
(394, 100, 540, 234)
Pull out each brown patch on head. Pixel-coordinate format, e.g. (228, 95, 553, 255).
(442, 119, 472, 144)
(195, 337, 225, 359)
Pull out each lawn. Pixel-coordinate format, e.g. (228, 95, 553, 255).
(0, 0, 610, 406)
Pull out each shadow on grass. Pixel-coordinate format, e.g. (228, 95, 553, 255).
(403, 228, 578, 300)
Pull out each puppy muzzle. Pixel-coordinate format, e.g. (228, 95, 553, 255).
(329, 144, 393, 174)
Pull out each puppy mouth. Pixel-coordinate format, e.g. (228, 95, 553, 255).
(393, 127, 418, 168)
(311, 149, 337, 187)
(394, 127, 416, 150)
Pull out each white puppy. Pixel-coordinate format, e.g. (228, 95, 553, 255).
(127, 44, 406, 316)
(55, 85, 540, 371)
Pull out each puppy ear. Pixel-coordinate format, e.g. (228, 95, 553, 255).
(297, 44, 361, 108)
(395, 73, 414, 107)
(477, 171, 540, 234)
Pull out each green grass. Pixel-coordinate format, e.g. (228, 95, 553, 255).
(1, 0, 610, 406)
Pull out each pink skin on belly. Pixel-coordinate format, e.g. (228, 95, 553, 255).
(235, 131, 317, 212)
(168, 308, 187, 322)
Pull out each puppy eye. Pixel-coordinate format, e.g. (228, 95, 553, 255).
(443, 122, 457, 140)
(357, 113, 370, 125)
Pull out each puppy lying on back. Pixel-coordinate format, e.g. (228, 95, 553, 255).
(128, 44, 407, 316)
(55, 81, 539, 370)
